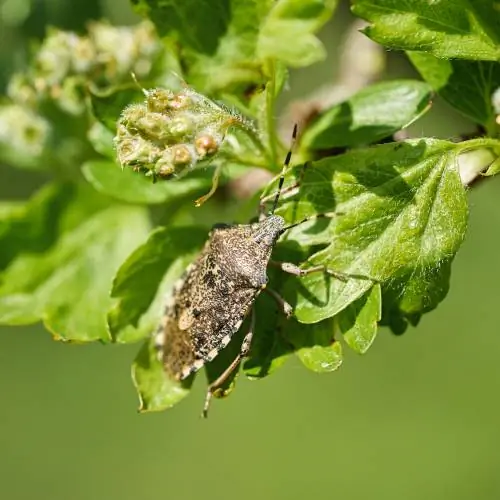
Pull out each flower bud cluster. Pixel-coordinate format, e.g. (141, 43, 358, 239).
(7, 21, 161, 115)
(114, 87, 242, 179)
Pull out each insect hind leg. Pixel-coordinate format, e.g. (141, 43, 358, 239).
(202, 308, 256, 418)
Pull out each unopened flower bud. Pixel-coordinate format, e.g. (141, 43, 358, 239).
(171, 144, 193, 166)
(116, 135, 159, 167)
(146, 88, 175, 113)
(195, 134, 219, 158)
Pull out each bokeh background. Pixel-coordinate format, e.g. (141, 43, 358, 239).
(1, 1, 500, 499)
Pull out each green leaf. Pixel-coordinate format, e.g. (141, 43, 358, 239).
(352, 0, 500, 61)
(277, 139, 468, 324)
(290, 318, 343, 373)
(484, 156, 500, 176)
(257, 0, 338, 67)
(87, 121, 115, 158)
(337, 284, 381, 354)
(408, 52, 500, 129)
(108, 226, 207, 343)
(132, 0, 336, 94)
(0, 186, 150, 341)
(300, 80, 433, 150)
(132, 334, 193, 413)
(82, 160, 215, 205)
(0, 184, 74, 271)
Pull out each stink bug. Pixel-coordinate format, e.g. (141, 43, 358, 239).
(154, 126, 353, 416)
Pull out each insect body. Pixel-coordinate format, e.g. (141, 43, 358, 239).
(154, 126, 347, 416)
(154, 215, 285, 412)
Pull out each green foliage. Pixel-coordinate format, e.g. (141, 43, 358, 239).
(352, 0, 500, 61)
(300, 80, 433, 150)
(1, 0, 500, 414)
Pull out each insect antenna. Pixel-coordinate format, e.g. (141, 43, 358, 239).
(270, 124, 297, 215)
(256, 124, 299, 221)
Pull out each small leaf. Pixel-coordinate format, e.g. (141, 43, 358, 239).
(82, 160, 214, 205)
(108, 226, 207, 343)
(352, 0, 500, 61)
(408, 52, 500, 128)
(132, 335, 193, 413)
(0, 186, 150, 341)
(301, 80, 433, 150)
(277, 139, 468, 324)
(484, 156, 500, 176)
(337, 284, 381, 354)
(289, 318, 343, 373)
(257, 0, 338, 67)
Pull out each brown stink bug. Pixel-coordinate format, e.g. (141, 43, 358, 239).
(154, 126, 352, 417)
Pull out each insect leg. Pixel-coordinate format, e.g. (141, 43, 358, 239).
(264, 287, 293, 317)
(270, 261, 374, 282)
(202, 308, 256, 418)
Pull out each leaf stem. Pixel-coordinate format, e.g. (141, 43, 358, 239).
(458, 137, 500, 153)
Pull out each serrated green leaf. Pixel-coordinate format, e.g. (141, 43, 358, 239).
(300, 80, 432, 150)
(82, 160, 215, 205)
(352, 0, 500, 61)
(0, 187, 149, 341)
(337, 284, 381, 354)
(408, 52, 500, 129)
(277, 139, 468, 324)
(257, 0, 338, 67)
(108, 226, 207, 343)
(132, 335, 193, 413)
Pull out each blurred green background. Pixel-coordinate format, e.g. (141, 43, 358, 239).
(1, 1, 500, 499)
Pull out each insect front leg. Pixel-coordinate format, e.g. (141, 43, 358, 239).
(202, 308, 256, 418)
(264, 287, 293, 317)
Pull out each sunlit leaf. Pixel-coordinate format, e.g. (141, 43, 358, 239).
(301, 80, 432, 150)
(352, 0, 500, 61)
(82, 160, 214, 205)
(276, 139, 468, 324)
(337, 284, 381, 354)
(0, 185, 149, 341)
